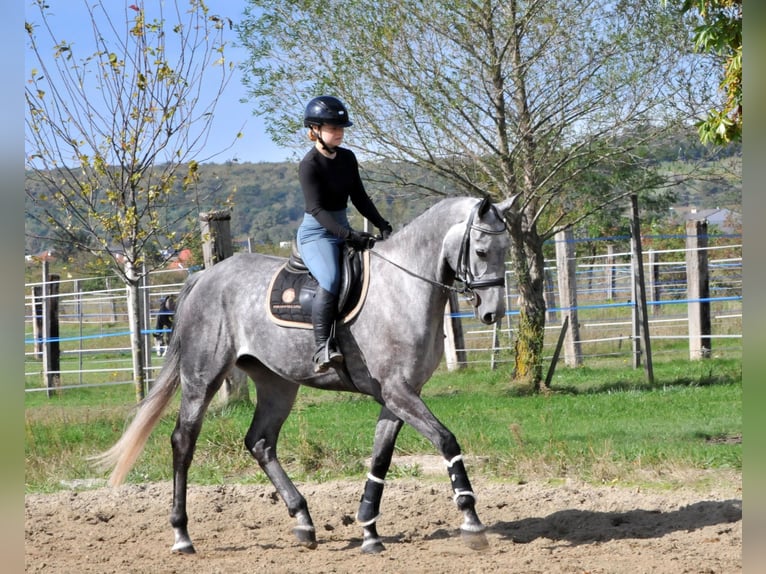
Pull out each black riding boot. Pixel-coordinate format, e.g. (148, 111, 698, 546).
(311, 287, 344, 373)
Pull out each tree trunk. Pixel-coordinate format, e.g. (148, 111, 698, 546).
(509, 215, 548, 392)
(514, 302, 546, 389)
(125, 263, 146, 402)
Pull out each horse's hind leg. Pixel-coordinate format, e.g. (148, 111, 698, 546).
(356, 406, 403, 553)
(243, 371, 317, 549)
(380, 380, 489, 550)
(169, 376, 222, 553)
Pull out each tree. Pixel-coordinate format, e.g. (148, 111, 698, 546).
(26, 0, 237, 401)
(238, 0, 719, 390)
(668, 0, 742, 145)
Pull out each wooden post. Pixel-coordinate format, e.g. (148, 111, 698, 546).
(41, 261, 61, 397)
(686, 219, 711, 359)
(200, 209, 234, 268)
(605, 244, 615, 301)
(554, 229, 581, 367)
(200, 209, 250, 404)
(629, 195, 654, 383)
(444, 291, 467, 371)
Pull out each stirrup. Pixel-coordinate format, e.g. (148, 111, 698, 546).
(312, 343, 343, 373)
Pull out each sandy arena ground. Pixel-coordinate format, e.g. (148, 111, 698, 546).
(25, 459, 741, 574)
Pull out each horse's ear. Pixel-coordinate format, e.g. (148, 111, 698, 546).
(495, 194, 520, 216)
(477, 195, 492, 217)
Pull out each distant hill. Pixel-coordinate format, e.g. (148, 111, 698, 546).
(25, 140, 740, 255)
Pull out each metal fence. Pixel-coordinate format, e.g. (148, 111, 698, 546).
(25, 234, 742, 393)
(449, 235, 742, 369)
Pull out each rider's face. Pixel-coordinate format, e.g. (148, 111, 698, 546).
(317, 124, 344, 146)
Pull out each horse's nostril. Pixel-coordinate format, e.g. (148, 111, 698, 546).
(482, 313, 496, 324)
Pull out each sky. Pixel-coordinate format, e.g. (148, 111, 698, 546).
(24, 0, 294, 165)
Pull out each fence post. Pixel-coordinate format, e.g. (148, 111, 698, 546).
(686, 219, 711, 359)
(630, 252, 640, 367)
(141, 268, 153, 391)
(554, 229, 581, 367)
(105, 277, 117, 323)
(33, 285, 43, 359)
(647, 249, 659, 315)
(200, 209, 234, 268)
(544, 269, 557, 323)
(629, 194, 654, 383)
(490, 321, 501, 371)
(605, 244, 615, 300)
(41, 261, 61, 397)
(200, 210, 250, 404)
(75, 279, 84, 388)
(444, 291, 467, 371)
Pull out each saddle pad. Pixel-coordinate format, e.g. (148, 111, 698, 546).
(266, 251, 370, 329)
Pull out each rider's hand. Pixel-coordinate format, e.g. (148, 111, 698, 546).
(378, 222, 393, 240)
(346, 229, 376, 251)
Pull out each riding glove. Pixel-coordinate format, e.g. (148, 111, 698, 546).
(378, 222, 393, 240)
(346, 229, 376, 251)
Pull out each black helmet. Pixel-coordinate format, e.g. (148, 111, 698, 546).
(303, 95, 353, 128)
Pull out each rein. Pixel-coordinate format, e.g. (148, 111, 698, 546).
(369, 199, 507, 305)
(369, 249, 461, 294)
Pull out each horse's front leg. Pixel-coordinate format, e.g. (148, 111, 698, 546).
(356, 406, 404, 553)
(380, 380, 489, 550)
(445, 453, 488, 549)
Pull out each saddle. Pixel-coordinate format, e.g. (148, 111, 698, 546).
(267, 242, 371, 329)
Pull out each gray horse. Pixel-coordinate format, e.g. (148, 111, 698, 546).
(94, 196, 515, 554)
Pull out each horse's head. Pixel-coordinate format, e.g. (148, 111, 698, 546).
(450, 196, 516, 324)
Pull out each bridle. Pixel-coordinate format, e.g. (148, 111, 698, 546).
(454, 199, 507, 299)
(370, 199, 507, 305)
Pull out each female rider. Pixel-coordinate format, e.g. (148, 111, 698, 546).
(297, 95, 393, 373)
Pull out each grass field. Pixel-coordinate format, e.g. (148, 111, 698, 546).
(24, 354, 742, 494)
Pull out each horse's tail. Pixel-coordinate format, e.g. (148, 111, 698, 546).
(91, 272, 202, 486)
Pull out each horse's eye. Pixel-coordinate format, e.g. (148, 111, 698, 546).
(475, 249, 488, 258)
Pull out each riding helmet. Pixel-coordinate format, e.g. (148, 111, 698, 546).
(303, 96, 353, 128)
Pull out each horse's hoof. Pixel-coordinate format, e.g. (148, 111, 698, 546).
(171, 542, 196, 554)
(461, 528, 489, 551)
(292, 526, 318, 549)
(361, 537, 385, 554)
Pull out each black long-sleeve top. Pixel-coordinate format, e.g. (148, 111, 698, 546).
(298, 146, 388, 239)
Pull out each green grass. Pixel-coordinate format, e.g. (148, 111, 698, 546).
(25, 357, 741, 493)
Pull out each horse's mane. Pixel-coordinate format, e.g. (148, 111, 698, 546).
(385, 197, 474, 246)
